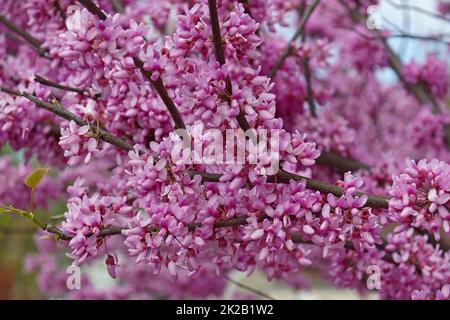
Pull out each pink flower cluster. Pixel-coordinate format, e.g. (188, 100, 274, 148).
(438, 0, 450, 15)
(381, 231, 450, 299)
(389, 159, 450, 240)
(403, 55, 449, 99)
(61, 193, 128, 264)
(59, 121, 108, 166)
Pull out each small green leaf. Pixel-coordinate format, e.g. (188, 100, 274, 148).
(24, 168, 49, 189)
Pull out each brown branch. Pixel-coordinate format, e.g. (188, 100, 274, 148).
(189, 170, 389, 209)
(207, 0, 254, 136)
(0, 14, 48, 57)
(339, 0, 450, 146)
(76, 1, 187, 130)
(77, 0, 107, 20)
(303, 56, 317, 117)
(111, 0, 125, 14)
(21, 92, 133, 151)
(208, 0, 226, 66)
(224, 275, 277, 300)
(268, 0, 320, 79)
(133, 57, 187, 130)
(317, 151, 371, 172)
(34, 75, 87, 95)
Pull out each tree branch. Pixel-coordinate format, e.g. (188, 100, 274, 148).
(339, 0, 450, 146)
(189, 170, 389, 209)
(268, 0, 320, 79)
(111, 0, 125, 14)
(0, 14, 48, 57)
(76, 1, 187, 130)
(21, 92, 133, 151)
(77, 0, 107, 20)
(207, 0, 253, 135)
(34, 75, 87, 95)
(303, 56, 317, 117)
(317, 151, 371, 172)
(132, 57, 187, 130)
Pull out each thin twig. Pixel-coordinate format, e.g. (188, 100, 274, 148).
(34, 75, 87, 95)
(224, 275, 277, 300)
(339, 0, 450, 147)
(207, 0, 254, 136)
(268, 0, 320, 79)
(22, 92, 133, 151)
(385, 0, 450, 24)
(111, 0, 125, 14)
(0, 15, 48, 57)
(133, 57, 187, 130)
(77, 0, 107, 20)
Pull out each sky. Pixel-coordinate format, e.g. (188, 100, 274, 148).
(378, 0, 449, 62)
(366, 0, 449, 82)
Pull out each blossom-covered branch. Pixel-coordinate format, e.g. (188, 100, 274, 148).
(207, 0, 253, 133)
(78, 0, 187, 130)
(22, 92, 133, 152)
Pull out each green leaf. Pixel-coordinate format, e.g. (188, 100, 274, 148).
(24, 168, 49, 189)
